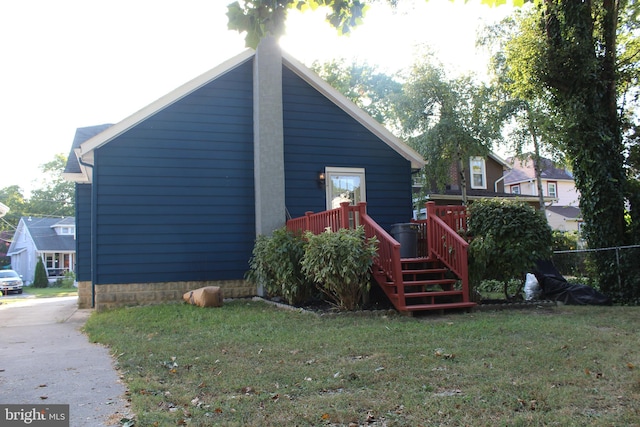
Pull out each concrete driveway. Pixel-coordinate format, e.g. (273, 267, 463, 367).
(0, 295, 131, 426)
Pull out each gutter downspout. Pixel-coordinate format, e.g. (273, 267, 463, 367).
(494, 174, 506, 193)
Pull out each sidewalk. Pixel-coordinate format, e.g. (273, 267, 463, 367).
(0, 296, 131, 426)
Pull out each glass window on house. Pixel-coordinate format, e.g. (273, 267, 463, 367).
(511, 185, 520, 194)
(547, 182, 557, 198)
(469, 157, 487, 189)
(324, 167, 366, 210)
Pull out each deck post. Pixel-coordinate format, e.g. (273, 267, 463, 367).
(425, 201, 436, 256)
(304, 211, 313, 232)
(340, 202, 351, 229)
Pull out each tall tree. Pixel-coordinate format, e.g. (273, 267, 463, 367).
(28, 154, 75, 218)
(481, 11, 565, 215)
(534, 1, 639, 301)
(397, 61, 501, 204)
(311, 59, 402, 127)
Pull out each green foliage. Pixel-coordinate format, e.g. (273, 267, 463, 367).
(551, 230, 579, 252)
(467, 199, 552, 299)
(32, 258, 49, 288)
(246, 228, 313, 306)
(52, 271, 76, 289)
(227, 0, 369, 48)
(28, 154, 75, 219)
(397, 60, 501, 203)
(311, 59, 402, 126)
(0, 153, 75, 234)
(301, 226, 378, 310)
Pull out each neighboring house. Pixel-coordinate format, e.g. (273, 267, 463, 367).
(0, 202, 8, 218)
(63, 38, 424, 310)
(504, 156, 582, 230)
(545, 205, 583, 233)
(414, 152, 543, 214)
(504, 156, 579, 206)
(7, 217, 76, 285)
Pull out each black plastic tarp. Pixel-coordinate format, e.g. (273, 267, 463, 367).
(534, 260, 612, 306)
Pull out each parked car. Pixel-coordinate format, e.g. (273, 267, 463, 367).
(0, 269, 23, 294)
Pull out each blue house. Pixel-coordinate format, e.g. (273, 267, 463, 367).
(64, 38, 424, 310)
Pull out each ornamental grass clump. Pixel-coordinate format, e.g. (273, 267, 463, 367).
(301, 226, 378, 311)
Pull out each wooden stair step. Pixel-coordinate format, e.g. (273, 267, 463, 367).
(401, 268, 449, 275)
(389, 279, 457, 287)
(402, 290, 463, 298)
(404, 302, 477, 311)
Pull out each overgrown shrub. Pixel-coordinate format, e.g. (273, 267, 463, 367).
(32, 258, 49, 288)
(53, 271, 76, 288)
(468, 199, 552, 300)
(246, 228, 313, 306)
(301, 227, 378, 311)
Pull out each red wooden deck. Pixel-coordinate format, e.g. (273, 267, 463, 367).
(287, 201, 476, 314)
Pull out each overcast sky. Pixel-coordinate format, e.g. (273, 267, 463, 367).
(0, 0, 513, 196)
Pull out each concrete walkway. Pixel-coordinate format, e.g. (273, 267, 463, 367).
(0, 295, 131, 426)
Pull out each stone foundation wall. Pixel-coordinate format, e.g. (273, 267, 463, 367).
(77, 281, 93, 309)
(87, 280, 256, 311)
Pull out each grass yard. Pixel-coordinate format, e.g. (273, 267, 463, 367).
(0, 286, 77, 304)
(84, 300, 640, 426)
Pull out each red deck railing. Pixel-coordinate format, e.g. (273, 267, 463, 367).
(286, 202, 404, 290)
(286, 201, 471, 310)
(423, 202, 470, 303)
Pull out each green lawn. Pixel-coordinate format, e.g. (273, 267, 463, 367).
(0, 286, 77, 304)
(84, 300, 640, 426)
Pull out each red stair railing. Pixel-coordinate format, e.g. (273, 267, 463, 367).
(286, 201, 472, 310)
(424, 201, 471, 303)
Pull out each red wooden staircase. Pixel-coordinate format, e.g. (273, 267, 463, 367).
(286, 201, 476, 314)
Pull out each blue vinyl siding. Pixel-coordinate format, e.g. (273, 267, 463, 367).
(282, 67, 413, 231)
(92, 60, 255, 285)
(75, 183, 92, 282)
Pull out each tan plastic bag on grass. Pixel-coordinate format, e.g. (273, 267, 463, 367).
(183, 286, 223, 307)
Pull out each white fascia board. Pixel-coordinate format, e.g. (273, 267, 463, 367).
(281, 52, 425, 170)
(77, 49, 256, 159)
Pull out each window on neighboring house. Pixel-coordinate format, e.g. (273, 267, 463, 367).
(511, 185, 520, 194)
(324, 167, 366, 210)
(547, 182, 557, 198)
(54, 226, 74, 235)
(469, 157, 486, 189)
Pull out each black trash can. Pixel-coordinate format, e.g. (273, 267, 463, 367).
(390, 223, 419, 258)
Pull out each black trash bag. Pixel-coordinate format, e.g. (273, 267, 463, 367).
(534, 260, 612, 306)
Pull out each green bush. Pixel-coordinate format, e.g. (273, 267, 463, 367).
(467, 199, 552, 300)
(301, 226, 378, 311)
(32, 258, 49, 288)
(53, 271, 76, 288)
(246, 228, 313, 306)
(551, 230, 579, 251)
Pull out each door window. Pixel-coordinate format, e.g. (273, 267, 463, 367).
(325, 167, 366, 210)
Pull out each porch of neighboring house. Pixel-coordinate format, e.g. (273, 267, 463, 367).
(42, 252, 74, 282)
(287, 201, 476, 314)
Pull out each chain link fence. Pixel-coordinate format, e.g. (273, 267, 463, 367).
(551, 245, 640, 291)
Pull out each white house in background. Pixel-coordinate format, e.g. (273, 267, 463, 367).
(7, 217, 76, 285)
(545, 205, 583, 233)
(0, 202, 9, 218)
(504, 155, 582, 231)
(504, 156, 579, 206)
